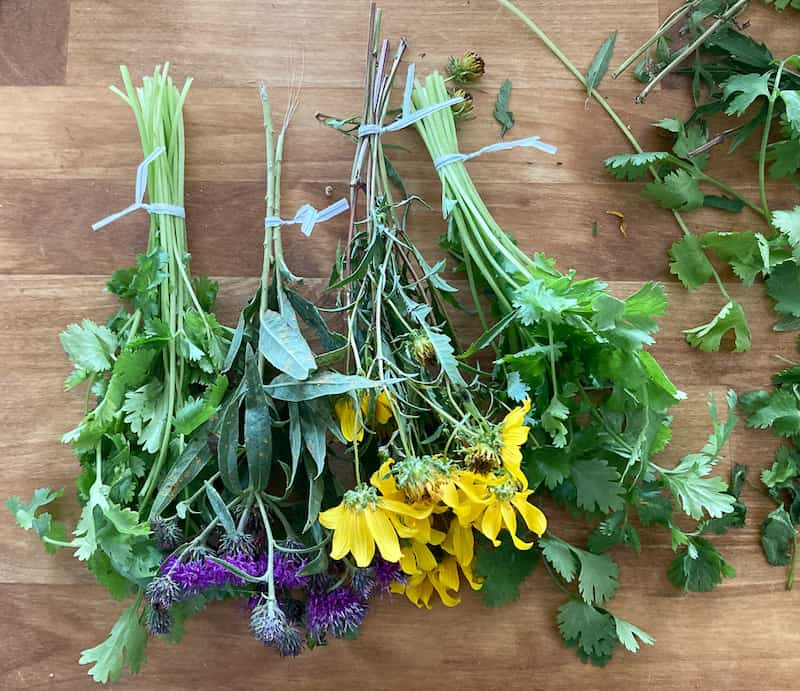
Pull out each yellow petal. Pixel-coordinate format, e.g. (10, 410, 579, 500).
(379, 497, 433, 519)
(503, 398, 531, 431)
(499, 445, 528, 489)
(335, 398, 364, 443)
(480, 503, 502, 545)
(375, 390, 394, 425)
(364, 507, 402, 563)
(450, 520, 475, 567)
(406, 576, 434, 609)
(413, 541, 438, 572)
(501, 502, 533, 550)
(399, 545, 419, 575)
(438, 555, 460, 591)
(328, 507, 353, 560)
(350, 512, 375, 567)
(460, 560, 483, 591)
(513, 494, 548, 536)
(390, 581, 405, 595)
(428, 526, 447, 546)
(318, 503, 344, 530)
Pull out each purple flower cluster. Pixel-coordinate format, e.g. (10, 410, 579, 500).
(306, 585, 367, 641)
(146, 547, 406, 656)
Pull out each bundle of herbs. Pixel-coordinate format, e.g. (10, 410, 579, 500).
(315, 6, 549, 612)
(410, 63, 744, 663)
(7, 65, 232, 682)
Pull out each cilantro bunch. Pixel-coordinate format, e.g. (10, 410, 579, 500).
(7, 65, 230, 682)
(412, 64, 745, 664)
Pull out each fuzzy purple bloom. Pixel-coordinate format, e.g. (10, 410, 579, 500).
(250, 599, 303, 657)
(144, 603, 172, 636)
(161, 552, 268, 595)
(273, 550, 309, 590)
(373, 557, 406, 592)
(145, 573, 181, 607)
(305, 586, 368, 641)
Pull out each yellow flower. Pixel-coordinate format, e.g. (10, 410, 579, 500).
(393, 554, 481, 608)
(499, 398, 531, 488)
(371, 390, 394, 425)
(441, 515, 475, 568)
(335, 397, 364, 443)
(319, 484, 431, 567)
(475, 479, 547, 551)
(334, 390, 394, 443)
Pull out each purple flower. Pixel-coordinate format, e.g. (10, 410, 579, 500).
(273, 550, 309, 590)
(144, 603, 172, 636)
(373, 557, 406, 592)
(349, 567, 377, 600)
(250, 598, 303, 657)
(305, 586, 367, 641)
(161, 552, 268, 595)
(145, 574, 181, 607)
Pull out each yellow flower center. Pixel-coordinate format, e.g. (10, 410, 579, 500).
(393, 455, 452, 503)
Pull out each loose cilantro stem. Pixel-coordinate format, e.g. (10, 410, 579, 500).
(759, 61, 786, 226)
(787, 532, 797, 591)
(612, 0, 704, 79)
(636, 0, 750, 103)
(496, 0, 734, 305)
(259, 84, 277, 379)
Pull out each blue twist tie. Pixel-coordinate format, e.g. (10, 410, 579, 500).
(357, 64, 464, 137)
(434, 136, 558, 171)
(265, 197, 350, 237)
(91, 146, 186, 231)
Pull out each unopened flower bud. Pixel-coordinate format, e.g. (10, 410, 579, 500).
(447, 51, 486, 83)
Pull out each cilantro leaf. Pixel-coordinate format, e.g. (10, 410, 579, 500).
(493, 79, 514, 136)
(643, 169, 705, 212)
(6, 488, 67, 554)
(570, 459, 624, 514)
(541, 394, 570, 447)
(513, 278, 577, 325)
(761, 446, 800, 488)
(613, 616, 654, 653)
(540, 535, 619, 605)
(761, 506, 797, 566)
(767, 260, 800, 318)
(557, 599, 618, 666)
(60, 320, 117, 373)
(745, 389, 800, 436)
(474, 539, 539, 607)
(667, 537, 735, 592)
(684, 300, 751, 352)
(79, 600, 148, 683)
(669, 235, 714, 290)
(506, 370, 530, 403)
(604, 151, 671, 180)
(773, 207, 800, 249)
(122, 381, 169, 454)
(721, 72, 772, 116)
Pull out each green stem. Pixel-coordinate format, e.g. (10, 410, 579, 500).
(788, 531, 797, 591)
(759, 62, 785, 227)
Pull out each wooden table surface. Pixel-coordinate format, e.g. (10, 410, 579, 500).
(1, 1, 798, 688)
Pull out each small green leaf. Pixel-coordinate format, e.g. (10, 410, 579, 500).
(585, 31, 617, 95)
(150, 433, 213, 517)
(604, 151, 671, 181)
(643, 169, 704, 212)
(60, 320, 118, 373)
(669, 235, 714, 290)
(761, 506, 797, 566)
(493, 78, 514, 136)
(684, 301, 751, 352)
(204, 482, 236, 538)
(722, 72, 772, 116)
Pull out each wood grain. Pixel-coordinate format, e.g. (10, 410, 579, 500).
(1, 1, 799, 688)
